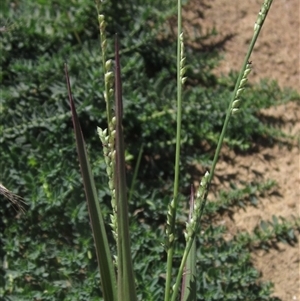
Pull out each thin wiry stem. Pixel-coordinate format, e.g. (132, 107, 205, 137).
(166, 1, 273, 300)
(198, 0, 274, 222)
(164, 0, 184, 300)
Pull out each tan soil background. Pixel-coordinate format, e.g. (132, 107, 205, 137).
(183, 0, 300, 300)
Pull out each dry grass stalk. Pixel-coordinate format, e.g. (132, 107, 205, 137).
(0, 183, 26, 213)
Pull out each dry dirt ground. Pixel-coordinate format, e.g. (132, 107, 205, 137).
(183, 0, 300, 300)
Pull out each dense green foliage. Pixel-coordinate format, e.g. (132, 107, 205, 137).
(1, 0, 298, 300)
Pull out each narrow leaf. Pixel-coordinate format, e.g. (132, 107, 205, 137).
(65, 64, 117, 301)
(114, 35, 137, 301)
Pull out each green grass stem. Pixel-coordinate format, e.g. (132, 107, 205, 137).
(198, 0, 274, 220)
(164, 0, 184, 300)
(167, 1, 273, 300)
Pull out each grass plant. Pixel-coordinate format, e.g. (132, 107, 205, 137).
(65, 0, 275, 300)
(2, 0, 299, 300)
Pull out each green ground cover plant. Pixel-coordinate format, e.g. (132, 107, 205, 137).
(1, 0, 299, 300)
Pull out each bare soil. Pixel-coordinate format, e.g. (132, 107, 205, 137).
(183, 0, 300, 300)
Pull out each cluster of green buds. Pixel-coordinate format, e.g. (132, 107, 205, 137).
(231, 62, 252, 115)
(97, 13, 118, 240)
(165, 199, 176, 250)
(254, 0, 272, 32)
(97, 58, 117, 240)
(97, 125, 117, 240)
(98, 15, 107, 56)
(104, 60, 114, 101)
(179, 32, 187, 85)
(98, 14, 114, 124)
(184, 171, 209, 242)
(104, 59, 115, 137)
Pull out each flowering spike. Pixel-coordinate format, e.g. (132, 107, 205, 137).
(254, 0, 272, 32)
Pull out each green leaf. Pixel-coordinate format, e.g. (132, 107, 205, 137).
(65, 63, 117, 301)
(114, 35, 138, 301)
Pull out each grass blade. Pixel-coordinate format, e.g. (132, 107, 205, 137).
(128, 143, 143, 203)
(114, 36, 137, 301)
(64, 64, 117, 301)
